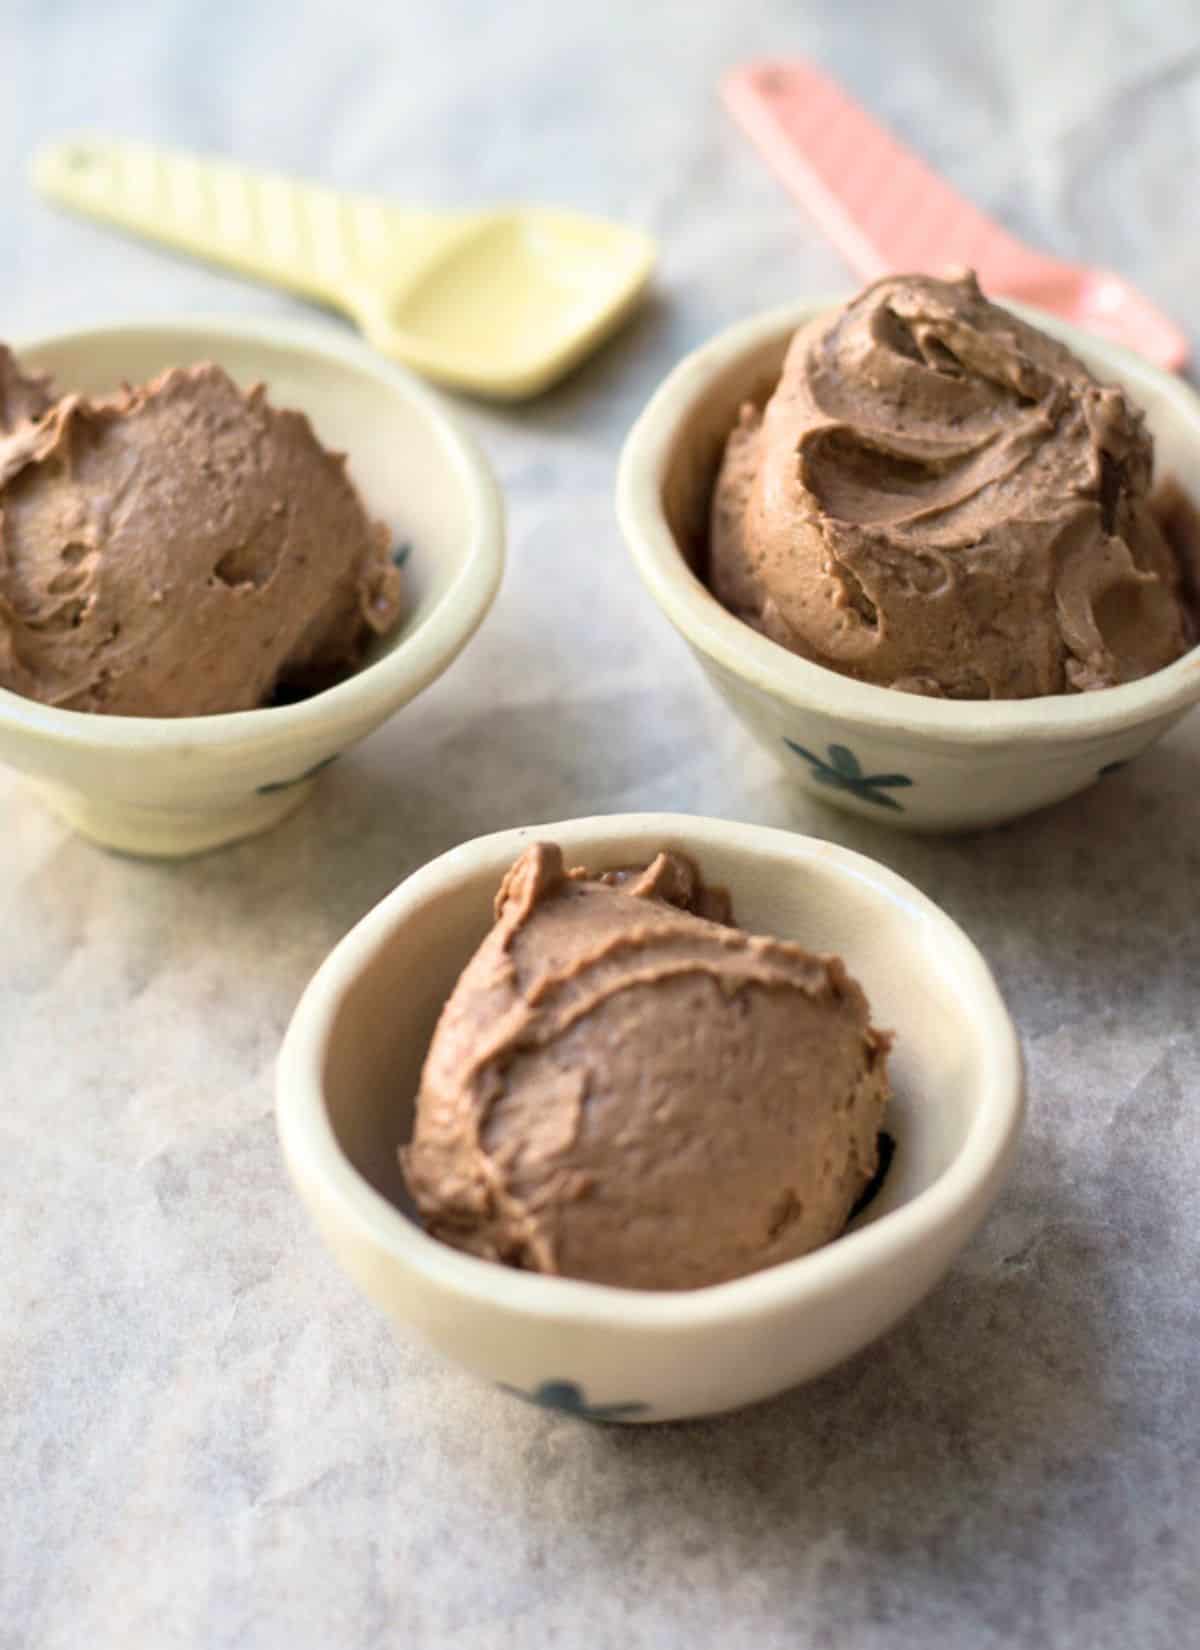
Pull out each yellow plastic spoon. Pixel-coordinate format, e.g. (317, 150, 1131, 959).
(33, 136, 657, 400)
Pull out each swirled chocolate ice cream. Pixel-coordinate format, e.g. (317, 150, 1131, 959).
(400, 843, 891, 1292)
(0, 348, 402, 715)
(710, 272, 1193, 697)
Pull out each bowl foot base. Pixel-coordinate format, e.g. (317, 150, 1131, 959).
(30, 778, 316, 858)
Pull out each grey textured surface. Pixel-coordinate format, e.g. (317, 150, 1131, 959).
(2, 3, 1199, 1646)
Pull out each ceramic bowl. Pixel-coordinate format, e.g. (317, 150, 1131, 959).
(616, 301, 1200, 832)
(0, 315, 504, 856)
(276, 813, 1024, 1423)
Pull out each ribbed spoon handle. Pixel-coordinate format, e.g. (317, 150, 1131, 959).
(722, 59, 1044, 288)
(33, 136, 433, 309)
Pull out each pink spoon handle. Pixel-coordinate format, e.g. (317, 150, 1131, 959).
(722, 58, 1190, 373)
(722, 58, 1037, 282)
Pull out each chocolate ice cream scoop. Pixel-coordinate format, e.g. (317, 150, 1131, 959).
(400, 843, 891, 1292)
(0, 356, 402, 715)
(710, 271, 1193, 698)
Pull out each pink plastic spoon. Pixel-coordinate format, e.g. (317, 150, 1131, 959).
(722, 58, 1189, 373)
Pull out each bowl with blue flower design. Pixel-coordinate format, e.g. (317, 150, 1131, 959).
(617, 301, 1200, 831)
(276, 813, 1023, 1423)
(0, 315, 504, 856)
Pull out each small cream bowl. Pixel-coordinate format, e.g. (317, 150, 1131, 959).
(276, 813, 1024, 1423)
(0, 315, 505, 856)
(616, 301, 1200, 832)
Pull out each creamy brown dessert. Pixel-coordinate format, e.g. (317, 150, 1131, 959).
(710, 271, 1194, 698)
(0, 347, 401, 715)
(401, 843, 891, 1292)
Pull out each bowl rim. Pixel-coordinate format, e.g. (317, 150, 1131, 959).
(276, 812, 1025, 1330)
(1, 312, 505, 748)
(616, 297, 1200, 744)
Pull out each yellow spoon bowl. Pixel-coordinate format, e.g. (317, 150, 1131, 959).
(33, 137, 657, 401)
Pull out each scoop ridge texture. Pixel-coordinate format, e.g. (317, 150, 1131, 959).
(710, 272, 1192, 698)
(401, 843, 891, 1291)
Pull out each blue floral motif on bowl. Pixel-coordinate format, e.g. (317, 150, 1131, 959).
(256, 753, 340, 795)
(500, 1379, 649, 1422)
(784, 739, 913, 811)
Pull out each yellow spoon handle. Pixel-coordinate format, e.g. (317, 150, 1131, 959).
(33, 136, 448, 312)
